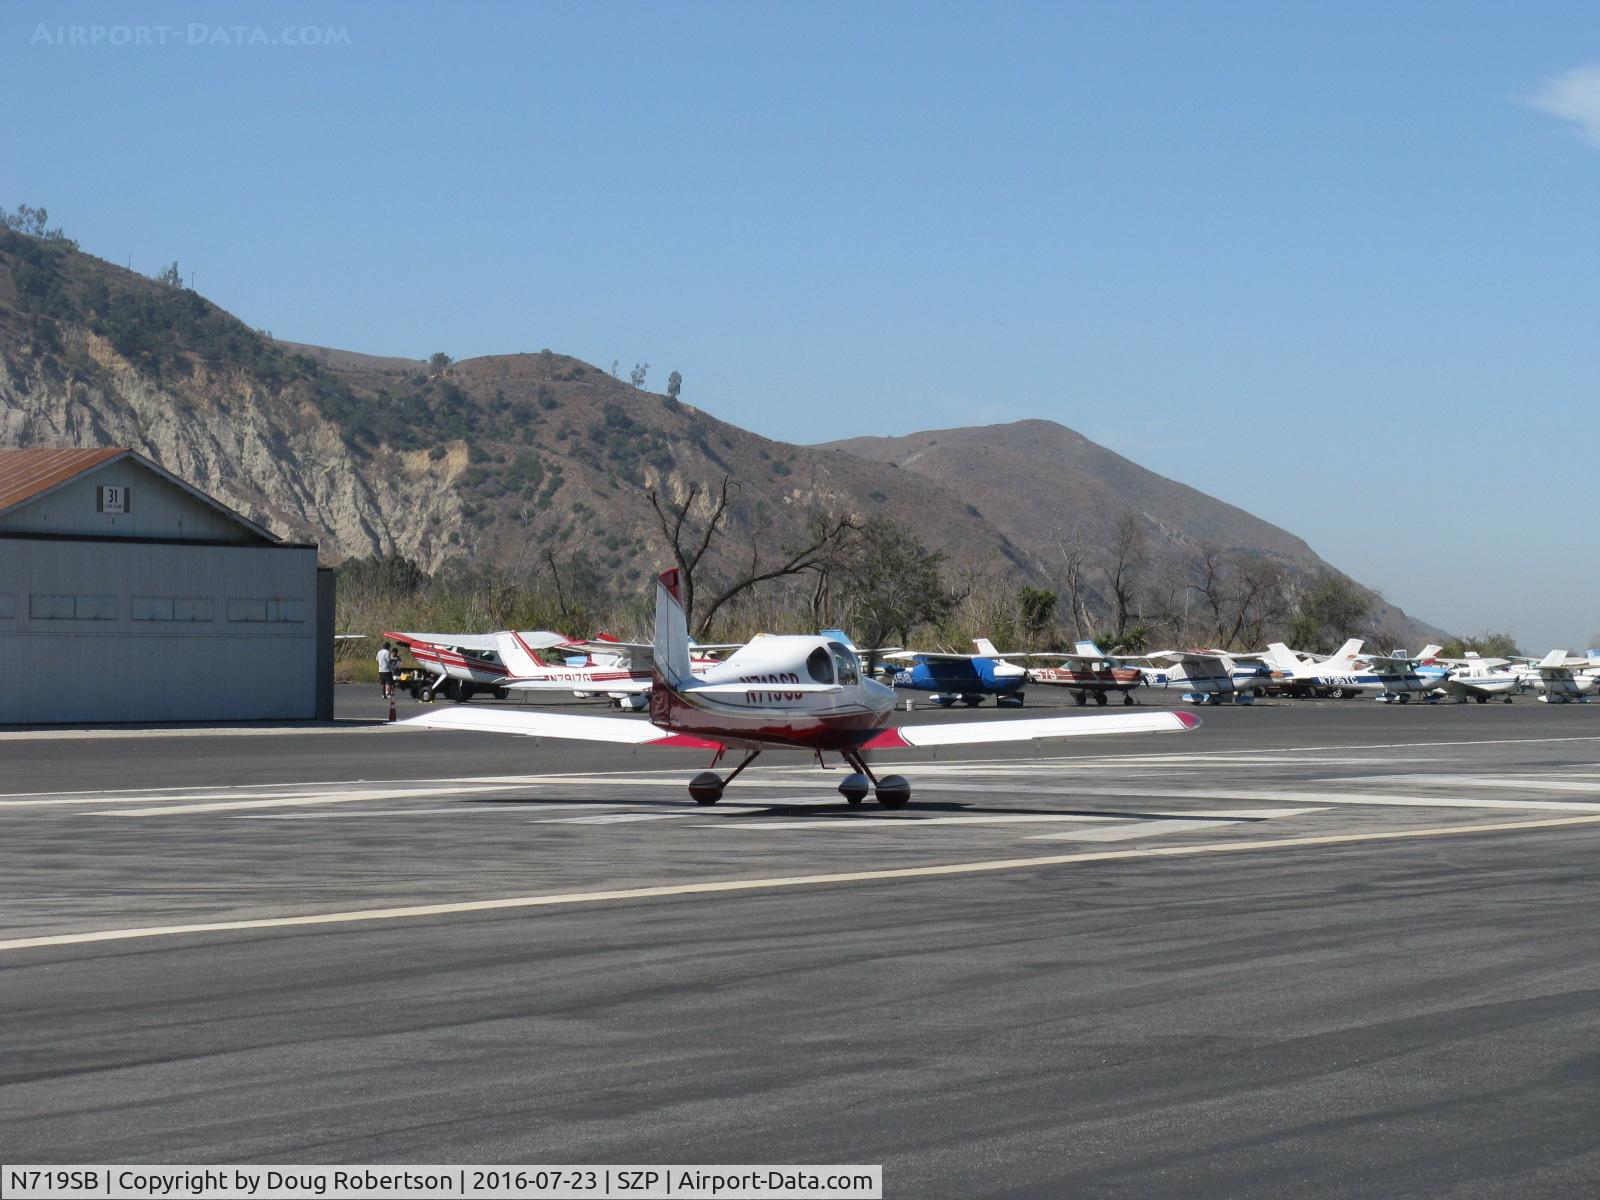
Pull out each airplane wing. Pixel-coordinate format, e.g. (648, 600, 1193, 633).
(883, 650, 990, 662)
(387, 630, 507, 654)
(400, 706, 722, 747)
(859, 709, 1198, 749)
(504, 677, 653, 694)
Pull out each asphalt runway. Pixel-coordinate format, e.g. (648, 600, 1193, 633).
(4, 689, 1600, 1197)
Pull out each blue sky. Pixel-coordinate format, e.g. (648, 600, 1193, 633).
(5, 1, 1598, 649)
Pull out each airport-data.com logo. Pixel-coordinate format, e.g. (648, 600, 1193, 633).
(29, 23, 352, 48)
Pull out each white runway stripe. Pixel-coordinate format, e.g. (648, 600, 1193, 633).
(533, 813, 691, 824)
(1340, 775, 1600, 794)
(1027, 819, 1241, 842)
(93, 784, 527, 816)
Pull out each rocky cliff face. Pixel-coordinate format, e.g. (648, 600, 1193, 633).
(0, 329, 466, 561)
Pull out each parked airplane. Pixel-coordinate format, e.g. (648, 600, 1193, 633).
(1510, 650, 1598, 703)
(1134, 648, 1274, 705)
(506, 633, 738, 709)
(1262, 641, 1446, 702)
(404, 570, 1199, 806)
(1021, 640, 1142, 706)
(1425, 651, 1520, 703)
(384, 630, 567, 702)
(881, 638, 1029, 706)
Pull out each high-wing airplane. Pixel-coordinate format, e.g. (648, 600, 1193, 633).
(1424, 651, 1520, 703)
(404, 570, 1199, 807)
(385, 629, 568, 701)
(881, 637, 1030, 707)
(1020, 640, 1143, 706)
(1509, 650, 1598, 703)
(1262, 640, 1446, 702)
(1134, 648, 1274, 705)
(505, 633, 738, 709)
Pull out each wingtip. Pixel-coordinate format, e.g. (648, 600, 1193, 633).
(1174, 710, 1202, 730)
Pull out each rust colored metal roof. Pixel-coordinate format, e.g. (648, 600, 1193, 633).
(0, 447, 130, 514)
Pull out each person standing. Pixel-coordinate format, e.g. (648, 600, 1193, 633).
(377, 641, 396, 700)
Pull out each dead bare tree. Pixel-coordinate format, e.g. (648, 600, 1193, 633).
(648, 475, 857, 638)
(1053, 529, 1097, 639)
(1101, 513, 1148, 639)
(695, 509, 858, 638)
(647, 476, 735, 632)
(1187, 544, 1228, 644)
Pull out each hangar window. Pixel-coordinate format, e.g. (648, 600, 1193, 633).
(228, 598, 307, 623)
(0, 594, 14, 620)
(133, 597, 216, 622)
(30, 594, 116, 620)
(228, 598, 268, 622)
(805, 646, 835, 684)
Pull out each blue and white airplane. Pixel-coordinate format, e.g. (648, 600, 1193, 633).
(1263, 640, 1446, 702)
(881, 637, 1029, 707)
(1132, 647, 1275, 705)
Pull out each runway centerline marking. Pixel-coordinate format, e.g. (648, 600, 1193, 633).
(5, 813, 1600, 954)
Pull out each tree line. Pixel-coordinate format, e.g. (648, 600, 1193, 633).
(338, 473, 1502, 676)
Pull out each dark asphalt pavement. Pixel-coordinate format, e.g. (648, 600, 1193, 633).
(3, 693, 1600, 1197)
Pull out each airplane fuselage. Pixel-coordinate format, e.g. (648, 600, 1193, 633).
(652, 635, 897, 750)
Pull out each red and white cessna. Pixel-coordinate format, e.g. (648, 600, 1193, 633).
(404, 570, 1199, 807)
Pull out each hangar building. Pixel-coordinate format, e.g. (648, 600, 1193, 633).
(0, 447, 333, 724)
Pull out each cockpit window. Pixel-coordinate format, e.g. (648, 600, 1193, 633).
(806, 646, 835, 684)
(830, 643, 859, 685)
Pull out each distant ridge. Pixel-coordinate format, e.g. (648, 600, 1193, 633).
(0, 225, 1440, 641)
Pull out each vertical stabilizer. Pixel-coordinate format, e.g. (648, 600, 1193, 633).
(1264, 642, 1303, 674)
(1074, 640, 1106, 658)
(497, 630, 566, 676)
(654, 569, 693, 687)
(821, 628, 858, 650)
(1417, 644, 1442, 661)
(1538, 649, 1568, 669)
(1330, 638, 1364, 664)
(973, 637, 1000, 657)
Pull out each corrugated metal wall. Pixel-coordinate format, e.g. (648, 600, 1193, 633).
(0, 539, 320, 723)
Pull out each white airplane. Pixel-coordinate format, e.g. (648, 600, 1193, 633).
(1262, 640, 1446, 702)
(1509, 650, 1599, 703)
(1132, 648, 1274, 705)
(1424, 651, 1520, 704)
(403, 570, 1199, 807)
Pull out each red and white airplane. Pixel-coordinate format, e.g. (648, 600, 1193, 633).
(383, 629, 566, 702)
(403, 570, 1199, 807)
(384, 629, 735, 707)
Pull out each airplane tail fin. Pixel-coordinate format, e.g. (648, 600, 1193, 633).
(1539, 649, 1568, 668)
(973, 637, 1000, 657)
(1417, 644, 1442, 662)
(653, 569, 693, 688)
(498, 631, 564, 676)
(1264, 642, 1301, 672)
(1074, 640, 1106, 657)
(821, 628, 858, 650)
(1331, 638, 1364, 664)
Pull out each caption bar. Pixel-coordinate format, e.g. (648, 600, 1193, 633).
(1, 1166, 883, 1200)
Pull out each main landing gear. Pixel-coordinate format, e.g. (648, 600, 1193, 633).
(835, 748, 910, 809)
(685, 749, 911, 809)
